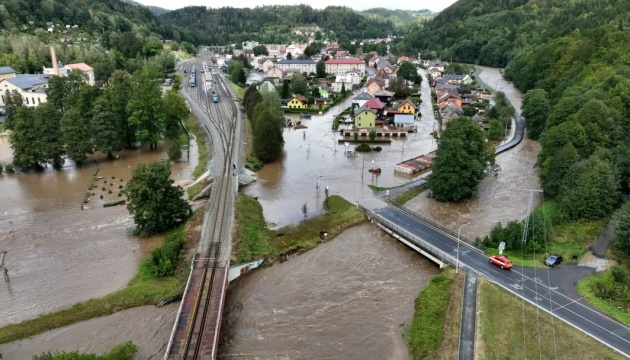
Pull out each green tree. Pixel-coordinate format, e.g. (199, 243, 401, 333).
(428, 117, 498, 202)
(290, 73, 308, 95)
(521, 89, 550, 140)
(341, 82, 347, 96)
(11, 107, 41, 169)
(91, 95, 122, 159)
(253, 106, 284, 163)
(127, 70, 164, 149)
(162, 91, 188, 141)
(3, 89, 23, 130)
(558, 156, 619, 220)
(397, 62, 418, 82)
(105, 70, 135, 147)
(46, 71, 87, 113)
(125, 162, 191, 236)
(540, 143, 580, 198)
(387, 76, 411, 99)
(487, 119, 504, 140)
(280, 81, 291, 99)
(316, 59, 326, 78)
(611, 201, 630, 255)
(616, 145, 630, 194)
(260, 86, 286, 130)
(369, 130, 376, 142)
(286, 52, 293, 60)
(253, 45, 269, 56)
(61, 108, 93, 165)
(36, 103, 65, 169)
(245, 88, 263, 123)
(227, 62, 246, 85)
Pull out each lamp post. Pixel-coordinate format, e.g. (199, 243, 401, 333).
(456, 222, 470, 274)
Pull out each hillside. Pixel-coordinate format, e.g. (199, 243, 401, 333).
(361, 8, 432, 27)
(161, 5, 396, 44)
(0, 0, 191, 42)
(121, 0, 171, 16)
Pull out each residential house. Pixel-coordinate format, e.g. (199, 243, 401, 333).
(276, 59, 317, 74)
(435, 82, 459, 93)
(264, 44, 286, 58)
(428, 61, 445, 73)
(354, 106, 377, 129)
(43, 62, 95, 85)
(266, 67, 283, 79)
(353, 92, 372, 108)
(364, 97, 386, 115)
(383, 66, 397, 76)
(429, 68, 442, 80)
(377, 60, 392, 69)
(368, 56, 382, 67)
(444, 74, 473, 85)
(441, 102, 464, 124)
(365, 78, 385, 96)
(375, 69, 391, 87)
(313, 97, 333, 109)
(373, 90, 394, 107)
(285, 44, 304, 58)
(256, 58, 273, 72)
(286, 95, 308, 109)
(394, 114, 415, 127)
(242, 49, 254, 58)
(0, 66, 17, 81)
(325, 58, 365, 77)
(396, 99, 419, 115)
(365, 67, 376, 78)
(438, 91, 462, 110)
(0, 74, 51, 107)
(397, 56, 410, 64)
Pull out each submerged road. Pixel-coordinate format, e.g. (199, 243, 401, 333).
(375, 205, 630, 357)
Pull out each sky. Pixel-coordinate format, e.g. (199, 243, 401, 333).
(133, 0, 458, 13)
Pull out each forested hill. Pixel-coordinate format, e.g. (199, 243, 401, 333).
(160, 5, 396, 44)
(361, 8, 432, 26)
(0, 0, 192, 42)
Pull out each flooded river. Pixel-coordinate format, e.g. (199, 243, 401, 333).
(219, 224, 439, 359)
(0, 137, 198, 326)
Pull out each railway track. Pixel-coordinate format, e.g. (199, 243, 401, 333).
(167, 57, 239, 359)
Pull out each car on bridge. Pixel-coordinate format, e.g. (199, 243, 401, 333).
(488, 255, 513, 269)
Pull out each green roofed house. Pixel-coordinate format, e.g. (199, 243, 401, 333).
(354, 105, 377, 129)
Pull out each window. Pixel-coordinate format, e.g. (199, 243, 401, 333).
(38, 98, 41, 104)
(25, 97, 29, 104)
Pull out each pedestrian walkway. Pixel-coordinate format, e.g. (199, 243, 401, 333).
(458, 270, 478, 360)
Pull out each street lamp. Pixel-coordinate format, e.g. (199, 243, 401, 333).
(456, 222, 470, 274)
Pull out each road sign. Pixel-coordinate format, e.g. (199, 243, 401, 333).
(498, 242, 506, 254)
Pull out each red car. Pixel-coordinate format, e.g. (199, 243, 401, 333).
(488, 255, 513, 269)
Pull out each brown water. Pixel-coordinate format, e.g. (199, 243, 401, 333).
(219, 224, 439, 359)
(0, 138, 198, 326)
(244, 72, 438, 227)
(405, 66, 542, 240)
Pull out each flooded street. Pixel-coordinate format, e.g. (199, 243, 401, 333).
(219, 224, 439, 359)
(0, 138, 198, 326)
(244, 71, 438, 227)
(405, 66, 541, 240)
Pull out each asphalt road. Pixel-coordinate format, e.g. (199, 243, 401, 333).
(376, 206, 630, 357)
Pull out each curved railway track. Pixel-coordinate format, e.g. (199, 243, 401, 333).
(171, 58, 238, 359)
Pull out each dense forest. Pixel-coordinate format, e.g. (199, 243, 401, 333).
(161, 5, 396, 44)
(361, 8, 433, 28)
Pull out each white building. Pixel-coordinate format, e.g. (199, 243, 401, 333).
(43, 62, 95, 85)
(275, 59, 316, 74)
(0, 74, 51, 108)
(325, 59, 365, 77)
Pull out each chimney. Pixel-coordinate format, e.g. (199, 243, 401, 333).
(50, 46, 59, 76)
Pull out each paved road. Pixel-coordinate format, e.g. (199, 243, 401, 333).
(376, 206, 630, 357)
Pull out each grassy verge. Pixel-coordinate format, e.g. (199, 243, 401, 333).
(0, 210, 205, 344)
(576, 266, 630, 327)
(184, 112, 209, 199)
(393, 185, 427, 205)
(406, 269, 461, 360)
(476, 278, 623, 360)
(233, 194, 270, 263)
(230, 81, 245, 100)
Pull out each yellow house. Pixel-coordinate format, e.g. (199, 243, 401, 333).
(397, 99, 419, 115)
(354, 106, 377, 129)
(287, 95, 308, 109)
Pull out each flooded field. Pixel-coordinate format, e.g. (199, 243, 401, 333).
(0, 138, 198, 326)
(219, 224, 439, 359)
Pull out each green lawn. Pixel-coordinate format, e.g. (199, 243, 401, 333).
(230, 82, 245, 100)
(477, 279, 623, 360)
(233, 194, 270, 263)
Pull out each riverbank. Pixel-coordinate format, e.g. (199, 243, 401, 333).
(232, 194, 365, 264)
(0, 209, 204, 344)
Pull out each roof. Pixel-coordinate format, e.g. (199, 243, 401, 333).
(356, 105, 376, 114)
(4, 74, 51, 90)
(293, 94, 308, 103)
(353, 92, 372, 101)
(444, 74, 468, 81)
(325, 58, 364, 65)
(397, 99, 418, 110)
(277, 59, 316, 65)
(366, 78, 385, 88)
(394, 114, 415, 124)
(0, 66, 16, 75)
(374, 90, 395, 97)
(66, 63, 93, 72)
(365, 97, 385, 109)
(314, 97, 333, 102)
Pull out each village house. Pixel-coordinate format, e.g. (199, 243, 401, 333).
(364, 97, 386, 116)
(42, 62, 95, 86)
(354, 105, 377, 129)
(374, 69, 391, 87)
(0, 74, 51, 107)
(396, 99, 419, 115)
(276, 59, 317, 74)
(286, 95, 308, 109)
(0, 66, 16, 81)
(428, 61, 446, 73)
(313, 97, 333, 109)
(264, 44, 286, 58)
(443, 74, 473, 85)
(397, 56, 410, 64)
(373, 90, 395, 107)
(438, 91, 463, 110)
(325, 58, 365, 77)
(285, 44, 305, 58)
(377, 59, 392, 69)
(366, 78, 385, 96)
(393, 114, 415, 128)
(353, 92, 372, 108)
(429, 68, 443, 80)
(266, 67, 283, 79)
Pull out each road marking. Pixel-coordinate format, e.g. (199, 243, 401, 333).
(554, 296, 584, 311)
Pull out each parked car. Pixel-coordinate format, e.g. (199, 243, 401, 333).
(544, 255, 563, 267)
(488, 255, 513, 269)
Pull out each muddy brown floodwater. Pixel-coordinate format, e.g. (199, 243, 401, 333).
(405, 66, 542, 240)
(0, 137, 198, 326)
(219, 224, 439, 359)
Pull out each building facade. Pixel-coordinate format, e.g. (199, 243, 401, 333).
(275, 59, 316, 74)
(325, 59, 365, 77)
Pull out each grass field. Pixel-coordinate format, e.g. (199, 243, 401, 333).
(230, 82, 245, 100)
(0, 210, 205, 344)
(393, 185, 427, 205)
(405, 268, 462, 360)
(184, 112, 209, 199)
(476, 278, 624, 360)
(233, 194, 271, 263)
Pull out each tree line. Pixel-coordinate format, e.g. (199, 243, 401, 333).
(6, 69, 188, 170)
(242, 86, 285, 164)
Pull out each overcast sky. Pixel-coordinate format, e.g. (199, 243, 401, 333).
(133, 0, 458, 13)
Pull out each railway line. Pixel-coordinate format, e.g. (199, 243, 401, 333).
(164, 54, 239, 359)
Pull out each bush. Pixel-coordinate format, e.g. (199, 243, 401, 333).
(145, 228, 185, 278)
(102, 187, 106, 191)
(108, 190, 112, 194)
(100, 195, 103, 199)
(372, 146, 382, 152)
(119, 185, 123, 189)
(5, 164, 15, 173)
(356, 143, 372, 152)
(168, 143, 182, 161)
